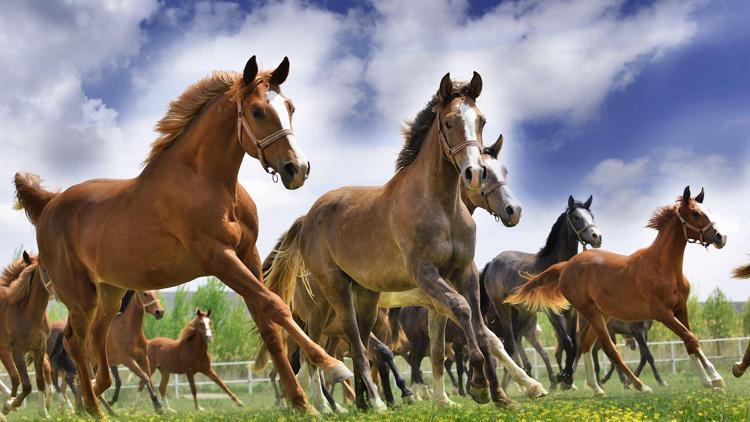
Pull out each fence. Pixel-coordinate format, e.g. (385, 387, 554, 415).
(2, 336, 748, 400)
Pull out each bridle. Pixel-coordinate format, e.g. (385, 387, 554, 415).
(236, 81, 294, 183)
(480, 179, 506, 222)
(436, 106, 483, 171)
(138, 292, 159, 309)
(566, 208, 596, 250)
(38, 266, 57, 300)
(674, 205, 715, 248)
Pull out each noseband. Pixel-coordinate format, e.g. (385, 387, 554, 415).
(674, 205, 715, 248)
(437, 111, 482, 170)
(236, 82, 294, 183)
(480, 180, 507, 222)
(566, 209, 596, 250)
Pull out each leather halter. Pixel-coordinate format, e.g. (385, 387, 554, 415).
(480, 180, 506, 222)
(436, 110, 482, 170)
(38, 266, 57, 300)
(138, 292, 159, 308)
(674, 205, 715, 247)
(236, 82, 294, 183)
(566, 209, 596, 251)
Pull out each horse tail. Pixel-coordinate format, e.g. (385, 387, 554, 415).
(264, 216, 309, 306)
(13, 172, 57, 225)
(504, 261, 569, 314)
(386, 308, 407, 352)
(733, 263, 750, 279)
(253, 344, 270, 373)
(49, 331, 77, 374)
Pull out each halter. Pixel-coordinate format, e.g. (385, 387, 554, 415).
(38, 267, 57, 301)
(236, 83, 294, 183)
(480, 180, 506, 222)
(138, 292, 159, 308)
(566, 209, 596, 251)
(437, 111, 482, 171)
(674, 205, 715, 248)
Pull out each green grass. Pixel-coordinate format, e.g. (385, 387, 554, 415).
(7, 365, 750, 421)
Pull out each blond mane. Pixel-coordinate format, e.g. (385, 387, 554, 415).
(0, 258, 27, 288)
(142, 70, 273, 165)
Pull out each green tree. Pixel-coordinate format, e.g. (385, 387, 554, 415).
(143, 291, 168, 339)
(704, 287, 736, 355)
(159, 285, 191, 339)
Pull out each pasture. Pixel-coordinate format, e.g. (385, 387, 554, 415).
(6, 363, 750, 421)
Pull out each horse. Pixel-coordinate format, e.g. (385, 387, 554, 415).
(107, 290, 165, 410)
(481, 196, 601, 389)
(143, 309, 243, 411)
(47, 319, 81, 412)
(0, 252, 52, 417)
(13, 55, 351, 416)
(507, 186, 727, 395)
(591, 320, 667, 388)
(730, 263, 750, 378)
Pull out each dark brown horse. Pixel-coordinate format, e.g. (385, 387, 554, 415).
(47, 319, 81, 412)
(107, 290, 165, 410)
(13, 55, 350, 416)
(591, 320, 667, 388)
(508, 187, 727, 395)
(144, 309, 243, 411)
(0, 252, 51, 417)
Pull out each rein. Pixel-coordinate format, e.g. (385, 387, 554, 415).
(674, 205, 714, 248)
(236, 81, 294, 183)
(436, 110, 482, 171)
(566, 209, 595, 251)
(480, 180, 506, 222)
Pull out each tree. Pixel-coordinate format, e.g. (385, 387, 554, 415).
(703, 287, 736, 355)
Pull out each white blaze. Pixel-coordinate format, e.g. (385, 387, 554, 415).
(458, 102, 482, 167)
(203, 317, 213, 338)
(267, 90, 307, 162)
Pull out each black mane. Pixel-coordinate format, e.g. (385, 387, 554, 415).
(537, 200, 587, 257)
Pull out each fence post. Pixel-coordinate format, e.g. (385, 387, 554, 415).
(739, 338, 744, 359)
(670, 342, 676, 374)
(532, 347, 539, 380)
(247, 363, 253, 395)
(174, 374, 179, 399)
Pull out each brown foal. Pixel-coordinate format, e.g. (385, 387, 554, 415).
(507, 187, 727, 395)
(144, 310, 243, 411)
(13, 55, 350, 415)
(0, 252, 51, 417)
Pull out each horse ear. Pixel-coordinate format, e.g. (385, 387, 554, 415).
(682, 186, 691, 205)
(196, 308, 203, 316)
(269, 56, 290, 86)
(207, 309, 212, 317)
(22, 251, 31, 265)
(584, 195, 593, 209)
(468, 71, 483, 99)
(437, 73, 452, 103)
(568, 195, 575, 210)
(695, 187, 705, 203)
(489, 134, 503, 156)
(243, 55, 258, 85)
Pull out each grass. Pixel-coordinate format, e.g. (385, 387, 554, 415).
(6, 364, 750, 421)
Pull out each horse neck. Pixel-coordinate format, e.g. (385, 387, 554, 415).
(539, 215, 579, 265)
(401, 120, 462, 212)
(646, 216, 687, 274)
(24, 275, 49, 323)
(141, 93, 245, 192)
(122, 298, 145, 331)
(181, 327, 208, 353)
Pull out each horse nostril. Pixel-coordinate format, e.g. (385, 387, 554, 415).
(592, 233, 598, 239)
(505, 205, 514, 216)
(284, 162, 298, 177)
(481, 166, 487, 180)
(464, 167, 473, 182)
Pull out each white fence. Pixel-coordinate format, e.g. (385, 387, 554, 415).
(1, 336, 748, 399)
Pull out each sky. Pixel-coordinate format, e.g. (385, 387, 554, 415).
(0, 0, 749, 299)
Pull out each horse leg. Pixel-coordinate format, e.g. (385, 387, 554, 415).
(575, 319, 604, 396)
(124, 358, 163, 413)
(186, 373, 202, 411)
(634, 332, 666, 387)
(200, 247, 349, 413)
(204, 367, 244, 407)
(5, 346, 31, 413)
(526, 324, 558, 391)
(0, 347, 19, 405)
(370, 334, 412, 405)
(658, 308, 721, 388)
(428, 310, 457, 407)
(300, 308, 338, 414)
(547, 311, 575, 388)
(733, 339, 750, 378)
(33, 351, 49, 418)
(444, 357, 458, 395)
(89, 285, 125, 398)
(382, 342, 412, 404)
(157, 369, 173, 412)
(453, 342, 467, 396)
(108, 366, 121, 406)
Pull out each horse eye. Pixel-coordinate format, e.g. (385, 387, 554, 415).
(692, 211, 700, 218)
(251, 106, 264, 118)
(445, 121, 453, 129)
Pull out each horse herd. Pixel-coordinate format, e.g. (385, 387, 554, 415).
(2, 54, 750, 418)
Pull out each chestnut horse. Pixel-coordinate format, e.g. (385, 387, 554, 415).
(267, 72, 522, 410)
(107, 290, 165, 410)
(0, 252, 51, 417)
(507, 187, 727, 395)
(13, 55, 350, 416)
(731, 264, 750, 378)
(144, 310, 243, 411)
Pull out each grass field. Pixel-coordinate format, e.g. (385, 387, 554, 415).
(6, 362, 750, 421)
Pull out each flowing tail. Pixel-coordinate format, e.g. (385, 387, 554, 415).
(253, 216, 308, 373)
(13, 172, 57, 225)
(504, 261, 569, 314)
(733, 262, 750, 279)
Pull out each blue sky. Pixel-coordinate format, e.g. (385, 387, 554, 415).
(0, 0, 749, 298)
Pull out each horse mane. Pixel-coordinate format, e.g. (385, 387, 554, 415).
(0, 258, 27, 288)
(143, 70, 273, 166)
(3, 264, 38, 305)
(178, 317, 199, 341)
(537, 200, 586, 257)
(647, 197, 681, 231)
(395, 80, 472, 172)
(119, 290, 136, 313)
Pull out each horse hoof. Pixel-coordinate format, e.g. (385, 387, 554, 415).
(323, 361, 353, 385)
(732, 362, 745, 378)
(636, 384, 652, 393)
(496, 398, 519, 410)
(659, 380, 669, 387)
(468, 384, 490, 404)
(402, 394, 415, 405)
(711, 378, 726, 389)
(525, 382, 548, 399)
(436, 397, 460, 408)
(593, 388, 606, 397)
(300, 404, 320, 416)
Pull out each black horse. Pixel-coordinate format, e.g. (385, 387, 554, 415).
(482, 196, 602, 389)
(592, 320, 667, 388)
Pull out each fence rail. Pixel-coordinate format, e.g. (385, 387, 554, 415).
(2, 336, 748, 400)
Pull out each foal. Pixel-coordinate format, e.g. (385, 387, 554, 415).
(508, 187, 727, 395)
(145, 310, 244, 411)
